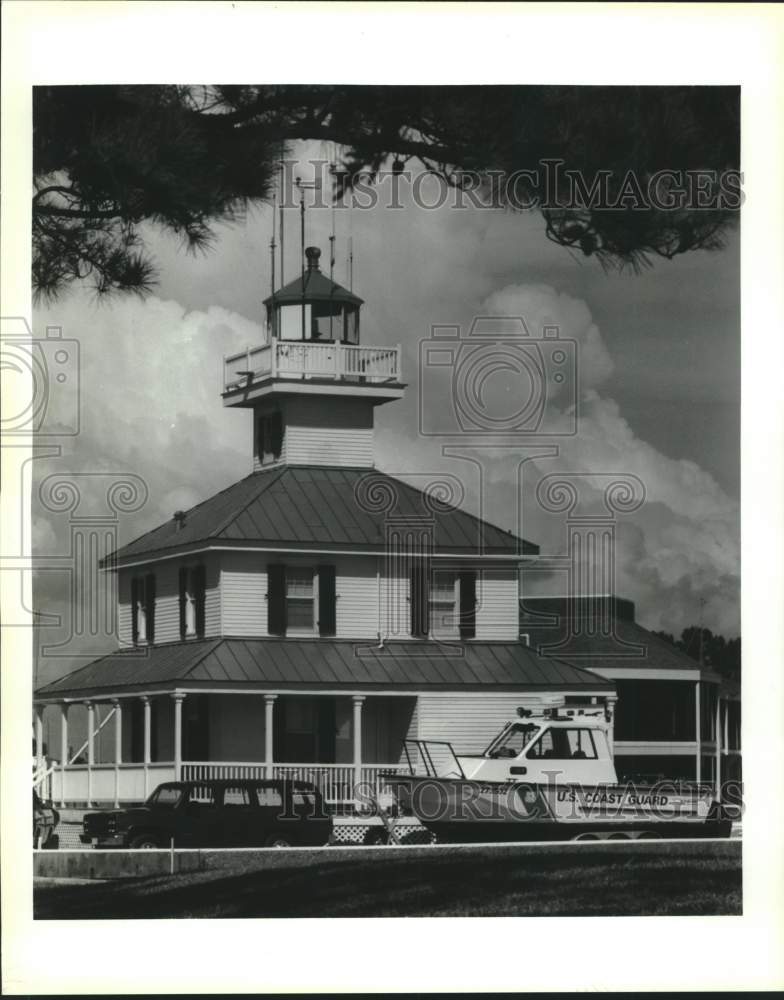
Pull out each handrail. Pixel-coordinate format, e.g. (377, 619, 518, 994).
(223, 339, 402, 392)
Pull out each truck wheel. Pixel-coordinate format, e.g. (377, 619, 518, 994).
(636, 831, 663, 840)
(572, 832, 601, 841)
(129, 833, 161, 849)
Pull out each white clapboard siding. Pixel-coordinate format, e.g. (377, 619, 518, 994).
(284, 423, 374, 467)
(118, 572, 133, 647)
(475, 569, 519, 640)
(151, 562, 183, 644)
(379, 571, 410, 640)
(417, 693, 531, 755)
(203, 554, 221, 636)
(283, 395, 375, 468)
(221, 553, 268, 637)
(336, 558, 379, 638)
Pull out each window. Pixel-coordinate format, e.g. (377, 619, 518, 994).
(186, 785, 216, 806)
(256, 412, 283, 466)
(268, 565, 335, 637)
(255, 785, 284, 808)
(429, 572, 457, 635)
(131, 573, 155, 646)
(147, 785, 182, 808)
(179, 565, 206, 640)
(223, 786, 251, 807)
(527, 727, 598, 760)
(486, 723, 539, 759)
(286, 567, 315, 631)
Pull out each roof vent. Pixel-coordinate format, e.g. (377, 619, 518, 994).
(305, 246, 321, 271)
(173, 510, 186, 531)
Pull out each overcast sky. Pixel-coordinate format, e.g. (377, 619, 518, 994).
(31, 138, 740, 686)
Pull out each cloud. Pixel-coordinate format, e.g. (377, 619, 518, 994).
(473, 284, 739, 635)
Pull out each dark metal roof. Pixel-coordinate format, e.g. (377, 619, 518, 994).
(35, 638, 614, 700)
(520, 597, 710, 672)
(263, 269, 363, 307)
(109, 465, 538, 564)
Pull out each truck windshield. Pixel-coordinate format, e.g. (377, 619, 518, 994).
(146, 786, 183, 808)
(486, 723, 539, 759)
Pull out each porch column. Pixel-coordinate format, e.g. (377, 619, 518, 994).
(172, 693, 185, 781)
(59, 703, 69, 807)
(86, 701, 95, 807)
(264, 694, 277, 779)
(723, 699, 729, 753)
(714, 692, 722, 800)
(694, 682, 701, 784)
(34, 704, 45, 776)
(352, 695, 365, 792)
(113, 699, 123, 808)
(141, 696, 151, 798)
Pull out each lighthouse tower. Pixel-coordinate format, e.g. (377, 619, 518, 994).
(222, 246, 404, 470)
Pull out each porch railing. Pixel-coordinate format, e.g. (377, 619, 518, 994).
(182, 761, 406, 808)
(223, 340, 402, 393)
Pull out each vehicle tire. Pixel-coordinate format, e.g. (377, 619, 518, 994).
(264, 833, 294, 848)
(572, 832, 601, 841)
(636, 831, 663, 840)
(129, 832, 161, 849)
(363, 828, 388, 846)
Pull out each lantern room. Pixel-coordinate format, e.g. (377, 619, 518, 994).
(264, 246, 363, 344)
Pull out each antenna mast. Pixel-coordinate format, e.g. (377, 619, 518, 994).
(269, 194, 277, 340)
(279, 151, 285, 290)
(295, 175, 320, 343)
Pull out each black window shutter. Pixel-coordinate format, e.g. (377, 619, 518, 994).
(268, 564, 286, 636)
(145, 573, 156, 645)
(131, 577, 139, 645)
(178, 567, 188, 640)
(194, 565, 207, 638)
(318, 565, 337, 636)
(410, 563, 430, 638)
(270, 412, 283, 459)
(459, 571, 477, 640)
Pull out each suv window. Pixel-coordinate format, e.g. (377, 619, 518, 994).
(187, 784, 217, 806)
(255, 784, 284, 807)
(223, 786, 252, 807)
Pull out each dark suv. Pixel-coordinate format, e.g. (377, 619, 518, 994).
(80, 779, 332, 849)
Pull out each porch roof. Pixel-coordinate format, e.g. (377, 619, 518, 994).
(34, 637, 614, 700)
(106, 465, 538, 566)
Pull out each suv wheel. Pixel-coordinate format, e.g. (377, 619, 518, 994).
(129, 833, 161, 849)
(264, 833, 294, 848)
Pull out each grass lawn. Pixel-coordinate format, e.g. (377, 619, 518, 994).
(34, 841, 741, 919)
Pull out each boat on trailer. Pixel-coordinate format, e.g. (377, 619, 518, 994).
(383, 696, 732, 842)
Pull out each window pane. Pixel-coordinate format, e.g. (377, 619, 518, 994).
(565, 729, 597, 759)
(255, 785, 283, 807)
(287, 599, 314, 629)
(187, 785, 216, 806)
(286, 570, 313, 597)
(223, 786, 250, 806)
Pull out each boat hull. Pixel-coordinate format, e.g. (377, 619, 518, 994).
(385, 776, 732, 841)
